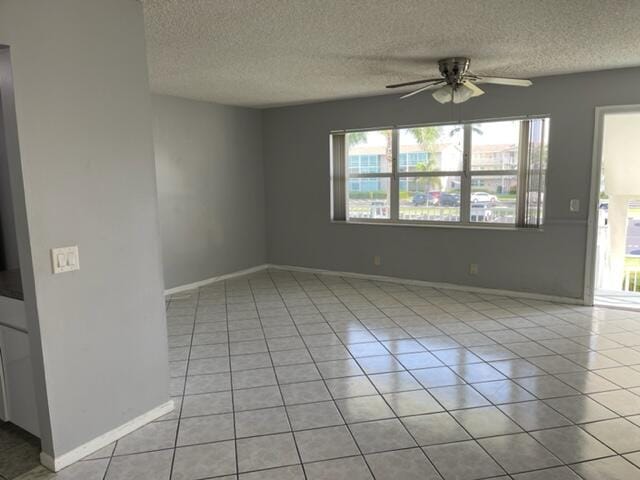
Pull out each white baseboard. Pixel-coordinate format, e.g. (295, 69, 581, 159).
(40, 400, 174, 472)
(164, 264, 269, 295)
(268, 264, 586, 305)
(163, 262, 584, 305)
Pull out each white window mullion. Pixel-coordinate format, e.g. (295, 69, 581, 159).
(460, 124, 472, 225)
(390, 128, 400, 221)
(397, 170, 464, 178)
(467, 169, 519, 177)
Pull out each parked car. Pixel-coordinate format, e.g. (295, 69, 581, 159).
(412, 191, 459, 206)
(412, 193, 427, 206)
(439, 193, 460, 207)
(471, 192, 497, 203)
(412, 192, 438, 206)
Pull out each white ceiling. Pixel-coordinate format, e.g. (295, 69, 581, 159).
(142, 0, 640, 108)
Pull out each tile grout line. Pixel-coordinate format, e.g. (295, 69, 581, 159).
(292, 271, 597, 479)
(316, 272, 623, 478)
(309, 272, 639, 478)
(244, 273, 308, 479)
(159, 268, 640, 479)
(286, 270, 454, 478)
(265, 269, 379, 479)
(168, 287, 201, 480)
(97, 414, 640, 459)
(221, 280, 240, 479)
(391, 277, 640, 464)
(309, 270, 488, 479)
(288, 270, 608, 478)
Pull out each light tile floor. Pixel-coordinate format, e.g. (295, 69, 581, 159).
(18, 268, 640, 479)
(596, 290, 640, 310)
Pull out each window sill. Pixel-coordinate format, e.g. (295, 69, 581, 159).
(331, 219, 544, 232)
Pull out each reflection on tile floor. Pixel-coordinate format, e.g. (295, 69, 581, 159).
(596, 290, 640, 310)
(22, 268, 640, 479)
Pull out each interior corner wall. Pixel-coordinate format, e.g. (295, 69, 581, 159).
(152, 94, 266, 289)
(0, 0, 169, 458)
(262, 67, 640, 300)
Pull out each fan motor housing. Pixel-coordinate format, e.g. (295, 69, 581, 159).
(438, 57, 471, 85)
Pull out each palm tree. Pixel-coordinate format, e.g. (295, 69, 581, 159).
(407, 127, 442, 193)
(449, 125, 483, 137)
(408, 126, 440, 150)
(346, 131, 367, 148)
(346, 127, 454, 193)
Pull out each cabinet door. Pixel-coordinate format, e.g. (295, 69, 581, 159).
(0, 326, 39, 436)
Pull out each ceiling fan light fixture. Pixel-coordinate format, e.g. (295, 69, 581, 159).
(432, 85, 453, 104)
(388, 57, 532, 103)
(431, 83, 475, 104)
(452, 83, 474, 104)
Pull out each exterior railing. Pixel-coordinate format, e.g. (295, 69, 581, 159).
(624, 264, 640, 292)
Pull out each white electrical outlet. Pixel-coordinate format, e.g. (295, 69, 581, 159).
(469, 263, 479, 275)
(373, 255, 382, 266)
(51, 246, 80, 274)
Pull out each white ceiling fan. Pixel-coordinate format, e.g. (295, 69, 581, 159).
(386, 57, 532, 104)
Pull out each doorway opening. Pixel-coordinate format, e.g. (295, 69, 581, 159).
(587, 106, 640, 309)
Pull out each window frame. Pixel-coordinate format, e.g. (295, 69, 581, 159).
(344, 128, 394, 221)
(467, 119, 523, 225)
(331, 115, 549, 229)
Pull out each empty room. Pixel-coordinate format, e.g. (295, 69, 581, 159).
(2, 1, 640, 479)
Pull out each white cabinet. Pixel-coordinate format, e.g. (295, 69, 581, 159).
(0, 296, 39, 436)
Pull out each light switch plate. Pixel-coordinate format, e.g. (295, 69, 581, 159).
(570, 199, 580, 213)
(51, 246, 80, 274)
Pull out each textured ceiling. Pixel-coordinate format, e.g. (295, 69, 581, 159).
(142, 0, 640, 108)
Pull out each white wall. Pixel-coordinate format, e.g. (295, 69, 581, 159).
(152, 94, 266, 288)
(603, 112, 640, 196)
(0, 0, 169, 460)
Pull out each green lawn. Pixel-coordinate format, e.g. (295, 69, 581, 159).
(626, 256, 640, 268)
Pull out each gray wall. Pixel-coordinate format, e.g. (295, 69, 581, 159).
(152, 94, 266, 289)
(263, 67, 640, 300)
(0, 0, 169, 457)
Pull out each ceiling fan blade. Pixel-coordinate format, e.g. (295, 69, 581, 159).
(475, 76, 532, 87)
(400, 81, 445, 99)
(386, 78, 442, 89)
(464, 81, 485, 97)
